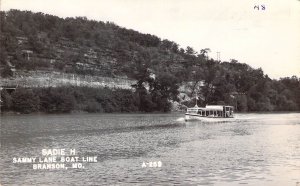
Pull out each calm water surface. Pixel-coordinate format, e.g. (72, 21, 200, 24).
(0, 113, 299, 185)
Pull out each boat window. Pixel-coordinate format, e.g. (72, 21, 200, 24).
(187, 109, 198, 114)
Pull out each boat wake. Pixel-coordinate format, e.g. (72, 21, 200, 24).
(176, 117, 186, 122)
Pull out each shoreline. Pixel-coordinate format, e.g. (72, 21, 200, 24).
(0, 110, 186, 116)
(1, 110, 299, 116)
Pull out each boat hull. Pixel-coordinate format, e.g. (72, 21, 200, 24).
(185, 113, 234, 122)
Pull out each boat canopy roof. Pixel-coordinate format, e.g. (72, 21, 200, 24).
(205, 105, 223, 111)
(187, 105, 234, 111)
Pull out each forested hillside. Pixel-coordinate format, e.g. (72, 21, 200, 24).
(0, 9, 299, 113)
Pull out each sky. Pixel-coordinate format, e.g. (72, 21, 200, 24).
(1, 0, 300, 79)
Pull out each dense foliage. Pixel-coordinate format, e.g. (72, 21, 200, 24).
(1, 86, 178, 114)
(0, 10, 299, 112)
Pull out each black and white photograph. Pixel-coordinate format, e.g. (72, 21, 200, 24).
(0, 0, 300, 185)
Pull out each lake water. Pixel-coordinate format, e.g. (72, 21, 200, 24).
(0, 113, 299, 185)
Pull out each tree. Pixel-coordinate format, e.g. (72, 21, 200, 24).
(11, 88, 40, 113)
(1, 66, 13, 77)
(0, 89, 12, 111)
(149, 72, 179, 111)
(0, 46, 8, 66)
(37, 87, 75, 113)
(84, 99, 103, 113)
(199, 48, 211, 60)
(186, 46, 196, 55)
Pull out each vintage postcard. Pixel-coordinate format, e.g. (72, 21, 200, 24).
(0, 0, 299, 185)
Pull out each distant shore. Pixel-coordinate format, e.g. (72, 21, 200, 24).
(1, 110, 300, 116)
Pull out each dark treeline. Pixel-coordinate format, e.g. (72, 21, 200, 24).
(0, 10, 300, 112)
(0, 85, 176, 114)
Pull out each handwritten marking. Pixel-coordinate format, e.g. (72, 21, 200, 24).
(254, 5, 266, 11)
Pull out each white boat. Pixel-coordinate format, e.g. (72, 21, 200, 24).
(185, 104, 234, 122)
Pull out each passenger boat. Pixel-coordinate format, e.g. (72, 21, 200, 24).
(185, 104, 234, 122)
